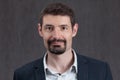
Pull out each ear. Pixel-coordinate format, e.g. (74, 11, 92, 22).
(72, 23, 78, 37)
(38, 23, 43, 37)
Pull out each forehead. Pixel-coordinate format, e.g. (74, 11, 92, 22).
(42, 15, 71, 26)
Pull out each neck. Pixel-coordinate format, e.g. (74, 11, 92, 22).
(46, 49, 74, 73)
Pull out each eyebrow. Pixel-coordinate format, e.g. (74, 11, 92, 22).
(59, 24, 69, 27)
(44, 24, 54, 27)
(43, 24, 69, 27)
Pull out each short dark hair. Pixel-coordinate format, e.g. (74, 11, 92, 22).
(39, 2, 76, 27)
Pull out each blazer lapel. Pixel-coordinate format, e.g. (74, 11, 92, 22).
(77, 54, 88, 80)
(33, 54, 88, 80)
(34, 58, 46, 80)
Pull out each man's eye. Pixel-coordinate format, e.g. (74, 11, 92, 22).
(45, 26, 53, 31)
(61, 26, 68, 30)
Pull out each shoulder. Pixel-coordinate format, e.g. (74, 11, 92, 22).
(14, 58, 43, 75)
(76, 54, 113, 80)
(77, 53, 106, 63)
(76, 53, 110, 68)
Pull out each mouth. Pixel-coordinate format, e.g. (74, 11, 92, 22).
(51, 41, 64, 45)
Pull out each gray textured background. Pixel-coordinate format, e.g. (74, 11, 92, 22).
(0, 0, 120, 80)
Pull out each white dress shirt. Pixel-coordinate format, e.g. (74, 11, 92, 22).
(43, 49, 78, 80)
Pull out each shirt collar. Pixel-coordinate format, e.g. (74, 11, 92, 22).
(43, 49, 78, 74)
(72, 49, 78, 73)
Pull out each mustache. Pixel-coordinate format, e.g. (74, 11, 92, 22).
(48, 38, 66, 44)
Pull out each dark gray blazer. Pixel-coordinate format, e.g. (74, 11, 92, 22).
(13, 54, 113, 80)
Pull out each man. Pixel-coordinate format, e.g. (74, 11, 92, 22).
(13, 2, 113, 80)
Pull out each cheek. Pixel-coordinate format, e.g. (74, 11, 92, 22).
(42, 33, 51, 40)
(65, 34, 73, 43)
(43, 37, 49, 44)
(43, 34, 53, 46)
(66, 32, 73, 39)
(43, 38, 49, 49)
(42, 35, 49, 44)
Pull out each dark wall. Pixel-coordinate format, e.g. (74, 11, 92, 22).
(0, 0, 120, 80)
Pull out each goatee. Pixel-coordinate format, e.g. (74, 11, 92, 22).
(48, 38, 66, 55)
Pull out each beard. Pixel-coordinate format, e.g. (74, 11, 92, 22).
(47, 38, 66, 55)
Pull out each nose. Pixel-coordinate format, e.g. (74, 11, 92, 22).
(52, 28, 61, 39)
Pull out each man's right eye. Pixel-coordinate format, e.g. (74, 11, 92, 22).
(45, 26, 53, 32)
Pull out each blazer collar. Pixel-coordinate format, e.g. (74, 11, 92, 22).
(33, 58, 46, 80)
(33, 54, 88, 80)
(76, 54, 88, 80)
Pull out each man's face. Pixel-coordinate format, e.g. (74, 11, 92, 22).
(38, 15, 78, 55)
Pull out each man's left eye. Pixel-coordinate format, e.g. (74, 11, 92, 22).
(61, 26, 68, 30)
